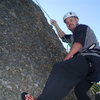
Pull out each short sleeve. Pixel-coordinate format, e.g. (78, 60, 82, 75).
(62, 34, 72, 43)
(73, 25, 87, 46)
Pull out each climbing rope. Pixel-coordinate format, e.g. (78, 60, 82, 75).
(34, 0, 51, 20)
(34, 0, 71, 51)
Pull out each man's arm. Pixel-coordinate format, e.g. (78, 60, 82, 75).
(50, 19, 65, 38)
(64, 42, 82, 61)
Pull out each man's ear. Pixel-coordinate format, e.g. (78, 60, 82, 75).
(76, 18, 79, 22)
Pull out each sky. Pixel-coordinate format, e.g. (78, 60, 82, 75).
(33, 0, 100, 49)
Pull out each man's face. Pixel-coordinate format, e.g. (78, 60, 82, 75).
(65, 17, 79, 31)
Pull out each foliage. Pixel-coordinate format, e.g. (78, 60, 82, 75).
(91, 82, 100, 94)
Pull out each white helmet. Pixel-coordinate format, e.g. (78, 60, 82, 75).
(63, 12, 78, 22)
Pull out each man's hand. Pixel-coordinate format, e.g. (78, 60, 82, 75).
(50, 19, 58, 27)
(64, 42, 82, 61)
(64, 54, 73, 61)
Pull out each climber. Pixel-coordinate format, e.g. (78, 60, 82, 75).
(21, 12, 100, 100)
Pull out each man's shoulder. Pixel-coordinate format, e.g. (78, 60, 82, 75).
(76, 24, 88, 31)
(78, 24, 88, 28)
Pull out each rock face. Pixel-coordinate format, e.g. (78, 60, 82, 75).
(0, 0, 95, 100)
(0, 0, 68, 100)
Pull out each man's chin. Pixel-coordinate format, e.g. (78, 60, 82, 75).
(69, 27, 75, 31)
(69, 28, 74, 31)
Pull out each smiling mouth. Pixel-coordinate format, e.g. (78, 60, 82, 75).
(69, 24, 74, 27)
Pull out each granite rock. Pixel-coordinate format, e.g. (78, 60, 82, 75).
(0, 0, 67, 100)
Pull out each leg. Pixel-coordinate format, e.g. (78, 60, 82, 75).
(37, 55, 90, 100)
(74, 78, 93, 100)
(95, 93, 100, 100)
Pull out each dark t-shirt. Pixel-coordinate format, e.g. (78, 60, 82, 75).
(73, 24, 87, 47)
(62, 24, 100, 57)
